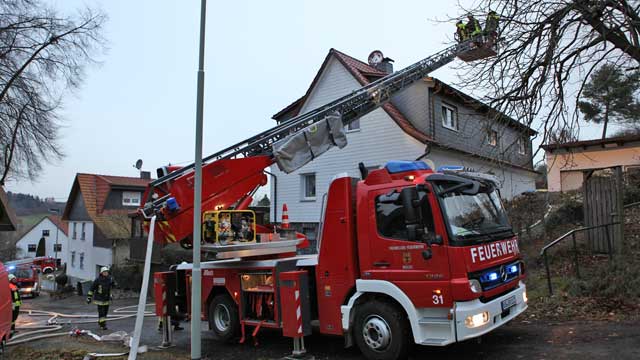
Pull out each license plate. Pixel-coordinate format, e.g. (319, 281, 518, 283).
(501, 295, 516, 311)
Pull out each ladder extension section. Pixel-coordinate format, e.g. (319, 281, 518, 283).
(150, 41, 475, 188)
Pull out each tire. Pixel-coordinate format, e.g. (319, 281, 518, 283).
(353, 300, 411, 360)
(43, 267, 53, 274)
(208, 293, 239, 343)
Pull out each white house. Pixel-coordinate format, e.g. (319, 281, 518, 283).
(270, 49, 537, 244)
(15, 215, 68, 266)
(62, 173, 151, 283)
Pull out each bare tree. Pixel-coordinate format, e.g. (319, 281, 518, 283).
(0, 0, 106, 184)
(452, 0, 640, 149)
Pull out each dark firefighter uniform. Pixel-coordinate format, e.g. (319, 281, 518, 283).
(456, 21, 467, 42)
(485, 11, 500, 37)
(9, 274, 22, 335)
(466, 15, 482, 38)
(87, 267, 115, 330)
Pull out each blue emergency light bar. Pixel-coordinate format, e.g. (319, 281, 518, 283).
(385, 161, 430, 174)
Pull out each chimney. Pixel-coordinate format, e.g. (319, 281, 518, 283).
(377, 57, 394, 74)
(140, 171, 151, 180)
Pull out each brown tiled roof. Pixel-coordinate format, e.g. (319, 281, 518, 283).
(272, 48, 432, 144)
(62, 173, 151, 239)
(47, 215, 68, 236)
(541, 134, 640, 152)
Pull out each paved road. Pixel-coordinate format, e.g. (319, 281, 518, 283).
(10, 294, 640, 359)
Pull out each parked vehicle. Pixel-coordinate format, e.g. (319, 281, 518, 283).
(6, 256, 57, 274)
(8, 265, 40, 298)
(144, 38, 526, 360)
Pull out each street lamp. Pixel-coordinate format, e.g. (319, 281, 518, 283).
(49, 208, 60, 267)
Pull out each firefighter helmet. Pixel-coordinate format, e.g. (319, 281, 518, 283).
(100, 266, 110, 273)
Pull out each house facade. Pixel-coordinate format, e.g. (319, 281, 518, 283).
(62, 173, 151, 283)
(270, 48, 537, 244)
(542, 134, 640, 192)
(15, 216, 69, 265)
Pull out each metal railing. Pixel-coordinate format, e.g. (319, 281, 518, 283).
(539, 222, 618, 295)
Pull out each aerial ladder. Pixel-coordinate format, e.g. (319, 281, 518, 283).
(139, 37, 496, 251)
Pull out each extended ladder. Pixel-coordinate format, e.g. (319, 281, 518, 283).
(150, 39, 486, 189)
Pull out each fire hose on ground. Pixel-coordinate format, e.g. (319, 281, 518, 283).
(7, 304, 156, 346)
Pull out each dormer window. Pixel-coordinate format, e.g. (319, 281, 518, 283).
(123, 191, 141, 206)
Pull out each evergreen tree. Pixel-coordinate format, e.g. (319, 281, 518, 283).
(578, 64, 640, 139)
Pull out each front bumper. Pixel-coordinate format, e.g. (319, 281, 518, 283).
(455, 281, 527, 341)
(19, 287, 37, 296)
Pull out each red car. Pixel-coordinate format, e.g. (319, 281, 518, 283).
(0, 262, 11, 352)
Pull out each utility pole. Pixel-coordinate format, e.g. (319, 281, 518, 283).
(49, 208, 60, 266)
(191, 0, 207, 359)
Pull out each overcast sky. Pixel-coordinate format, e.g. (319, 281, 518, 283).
(6, 0, 610, 200)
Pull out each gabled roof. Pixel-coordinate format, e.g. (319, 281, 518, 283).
(62, 173, 151, 239)
(18, 215, 68, 240)
(272, 48, 432, 144)
(541, 134, 640, 152)
(0, 186, 17, 231)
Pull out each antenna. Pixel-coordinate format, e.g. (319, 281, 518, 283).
(134, 159, 143, 170)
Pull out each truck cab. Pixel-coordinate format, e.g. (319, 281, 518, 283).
(8, 265, 40, 298)
(317, 161, 527, 359)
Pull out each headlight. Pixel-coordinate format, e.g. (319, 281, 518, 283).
(469, 279, 482, 293)
(465, 311, 489, 328)
(523, 290, 528, 303)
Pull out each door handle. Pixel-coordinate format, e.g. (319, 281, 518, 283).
(373, 261, 390, 267)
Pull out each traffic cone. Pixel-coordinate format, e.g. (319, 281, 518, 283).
(281, 204, 290, 229)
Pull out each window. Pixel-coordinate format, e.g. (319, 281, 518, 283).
(518, 137, 527, 155)
(53, 243, 62, 252)
(71, 251, 76, 267)
(347, 119, 360, 131)
(28, 244, 36, 252)
(487, 129, 498, 146)
(81, 222, 86, 240)
(72, 222, 77, 239)
(375, 191, 434, 240)
(441, 104, 458, 131)
(79, 252, 85, 269)
(123, 191, 141, 206)
(42, 229, 50, 237)
(301, 173, 316, 200)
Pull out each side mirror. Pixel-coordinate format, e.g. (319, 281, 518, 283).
(400, 187, 423, 242)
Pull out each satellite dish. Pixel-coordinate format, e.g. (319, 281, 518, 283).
(134, 159, 143, 170)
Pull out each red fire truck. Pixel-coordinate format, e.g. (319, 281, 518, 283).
(144, 39, 527, 360)
(0, 262, 11, 353)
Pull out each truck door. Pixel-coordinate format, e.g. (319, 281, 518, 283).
(359, 184, 452, 308)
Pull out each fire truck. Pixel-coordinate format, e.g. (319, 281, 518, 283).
(143, 38, 527, 360)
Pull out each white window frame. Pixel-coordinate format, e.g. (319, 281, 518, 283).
(518, 137, 527, 155)
(487, 129, 498, 147)
(346, 118, 360, 132)
(27, 244, 36, 252)
(441, 103, 458, 131)
(122, 191, 141, 206)
(53, 243, 62, 252)
(301, 173, 316, 201)
(72, 222, 77, 239)
(81, 222, 86, 240)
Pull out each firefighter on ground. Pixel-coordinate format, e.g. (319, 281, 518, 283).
(466, 14, 482, 39)
(9, 274, 22, 336)
(455, 20, 466, 42)
(87, 266, 115, 330)
(485, 10, 500, 39)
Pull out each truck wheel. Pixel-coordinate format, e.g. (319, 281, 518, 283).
(354, 300, 411, 360)
(208, 294, 239, 342)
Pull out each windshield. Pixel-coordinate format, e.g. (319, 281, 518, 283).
(437, 182, 512, 244)
(10, 267, 33, 278)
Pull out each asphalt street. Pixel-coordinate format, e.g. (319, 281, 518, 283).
(8, 294, 640, 360)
